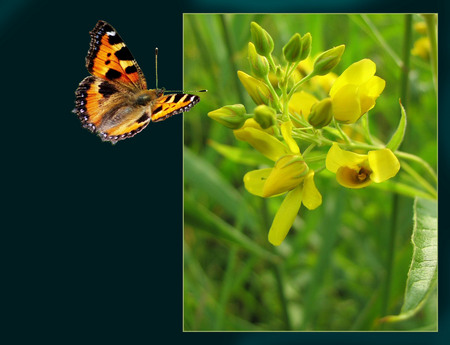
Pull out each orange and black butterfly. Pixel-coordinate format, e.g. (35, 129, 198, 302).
(74, 20, 202, 144)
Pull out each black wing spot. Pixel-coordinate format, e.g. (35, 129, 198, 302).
(105, 68, 122, 80)
(98, 81, 118, 98)
(115, 46, 134, 60)
(125, 65, 137, 74)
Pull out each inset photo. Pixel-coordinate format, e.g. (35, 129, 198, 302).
(183, 14, 437, 331)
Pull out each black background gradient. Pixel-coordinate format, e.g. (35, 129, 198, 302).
(1, 0, 447, 343)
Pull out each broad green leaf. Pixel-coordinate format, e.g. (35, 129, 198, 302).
(402, 197, 437, 313)
(379, 197, 437, 324)
(386, 101, 407, 152)
(208, 140, 272, 166)
(184, 147, 257, 229)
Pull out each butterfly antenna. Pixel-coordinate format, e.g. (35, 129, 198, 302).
(164, 89, 208, 94)
(155, 47, 159, 89)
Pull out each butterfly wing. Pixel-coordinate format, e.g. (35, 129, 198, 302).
(74, 76, 151, 144)
(151, 93, 200, 122)
(86, 20, 147, 90)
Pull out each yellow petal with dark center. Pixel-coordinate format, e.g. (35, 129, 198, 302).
(336, 166, 373, 189)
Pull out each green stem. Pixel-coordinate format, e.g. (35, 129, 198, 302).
(333, 119, 351, 144)
(263, 74, 282, 113)
(272, 264, 292, 330)
(395, 151, 437, 183)
(400, 161, 437, 198)
(287, 72, 316, 98)
(399, 14, 412, 106)
(219, 15, 248, 106)
(423, 14, 438, 92)
(380, 16, 412, 325)
(359, 14, 403, 68)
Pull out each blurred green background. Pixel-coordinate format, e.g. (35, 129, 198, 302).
(183, 14, 437, 331)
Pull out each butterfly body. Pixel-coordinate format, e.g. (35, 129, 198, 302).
(74, 21, 200, 143)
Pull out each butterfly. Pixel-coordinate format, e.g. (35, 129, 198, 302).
(73, 20, 202, 144)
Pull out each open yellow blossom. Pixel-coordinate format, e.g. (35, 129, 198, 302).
(236, 121, 322, 245)
(330, 59, 385, 124)
(326, 143, 400, 188)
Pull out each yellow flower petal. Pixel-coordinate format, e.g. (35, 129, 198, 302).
(336, 166, 373, 188)
(359, 76, 386, 114)
(243, 168, 273, 197)
(331, 84, 361, 123)
(368, 149, 400, 183)
(262, 155, 308, 197)
(280, 121, 300, 154)
(330, 59, 376, 97)
(268, 184, 303, 246)
(288, 91, 318, 118)
(302, 171, 322, 210)
(234, 127, 289, 161)
(326, 143, 367, 173)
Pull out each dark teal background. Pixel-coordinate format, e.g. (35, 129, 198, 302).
(1, 0, 447, 343)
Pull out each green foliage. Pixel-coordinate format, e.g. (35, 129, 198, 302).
(183, 14, 437, 331)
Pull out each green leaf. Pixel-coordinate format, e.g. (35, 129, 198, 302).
(184, 146, 257, 229)
(379, 197, 437, 324)
(208, 140, 272, 167)
(402, 197, 437, 312)
(184, 193, 280, 264)
(386, 101, 407, 152)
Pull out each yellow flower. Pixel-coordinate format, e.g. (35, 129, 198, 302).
(329, 59, 385, 124)
(238, 121, 322, 246)
(411, 37, 431, 60)
(326, 143, 400, 189)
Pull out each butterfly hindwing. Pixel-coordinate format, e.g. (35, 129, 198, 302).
(87, 20, 147, 90)
(74, 76, 151, 143)
(151, 93, 200, 122)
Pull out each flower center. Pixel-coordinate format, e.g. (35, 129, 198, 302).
(357, 167, 370, 182)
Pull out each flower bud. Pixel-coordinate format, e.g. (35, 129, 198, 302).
(254, 105, 277, 129)
(283, 33, 302, 63)
(312, 45, 345, 76)
(262, 155, 309, 197)
(250, 21, 274, 57)
(299, 33, 312, 61)
(237, 70, 272, 105)
(208, 104, 247, 129)
(308, 98, 333, 128)
(248, 42, 270, 78)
